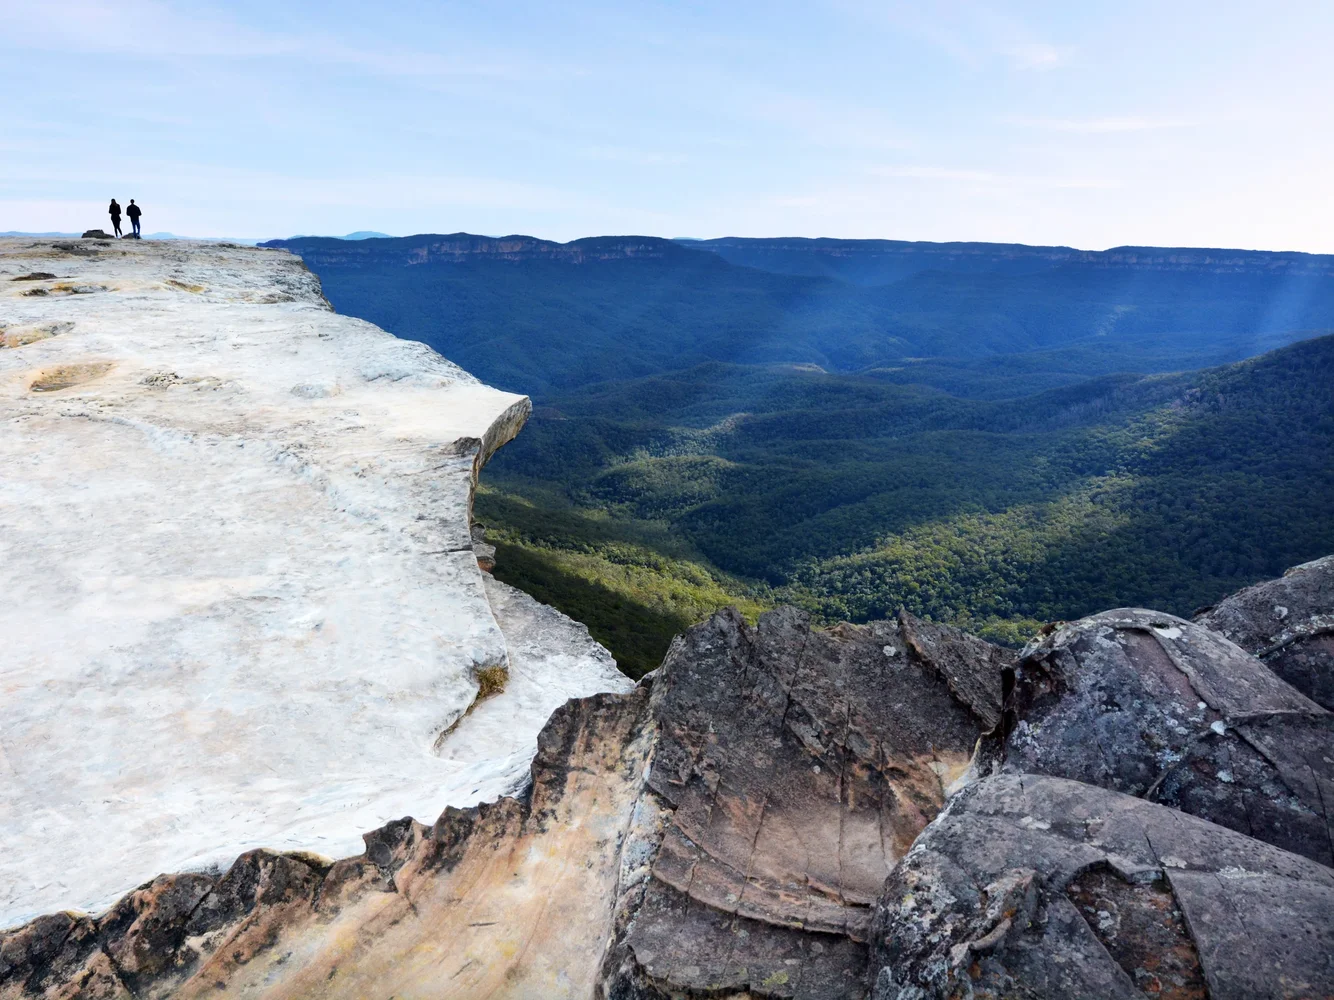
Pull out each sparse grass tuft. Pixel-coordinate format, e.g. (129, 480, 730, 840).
(474, 664, 509, 699)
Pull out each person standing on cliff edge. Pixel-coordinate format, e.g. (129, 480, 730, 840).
(126, 199, 142, 236)
(108, 199, 122, 237)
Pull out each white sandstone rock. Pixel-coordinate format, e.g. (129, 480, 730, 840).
(0, 237, 631, 927)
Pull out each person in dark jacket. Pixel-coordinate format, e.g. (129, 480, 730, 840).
(126, 199, 142, 236)
(109, 199, 122, 237)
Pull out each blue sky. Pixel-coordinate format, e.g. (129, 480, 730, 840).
(4, 1, 1332, 249)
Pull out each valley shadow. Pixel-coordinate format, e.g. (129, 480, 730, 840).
(490, 542, 696, 679)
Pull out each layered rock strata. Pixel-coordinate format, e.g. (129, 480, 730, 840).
(0, 238, 630, 928)
(603, 608, 1008, 999)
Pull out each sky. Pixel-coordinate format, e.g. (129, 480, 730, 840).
(3, 1, 1333, 250)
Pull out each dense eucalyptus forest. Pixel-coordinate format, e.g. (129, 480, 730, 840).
(270, 234, 1334, 675)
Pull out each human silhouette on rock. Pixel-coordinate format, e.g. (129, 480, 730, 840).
(126, 199, 142, 236)
(108, 199, 122, 237)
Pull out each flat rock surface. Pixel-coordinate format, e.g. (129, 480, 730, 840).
(0, 690, 656, 1000)
(0, 238, 627, 927)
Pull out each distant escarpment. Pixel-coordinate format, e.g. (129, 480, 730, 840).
(260, 232, 696, 267)
(263, 232, 1334, 283)
(686, 235, 1334, 284)
(5, 558, 1332, 998)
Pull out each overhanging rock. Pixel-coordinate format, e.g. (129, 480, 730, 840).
(0, 237, 630, 928)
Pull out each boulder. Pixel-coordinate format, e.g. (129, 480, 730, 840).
(80, 229, 110, 238)
(996, 608, 1333, 865)
(602, 606, 1011, 999)
(1197, 555, 1334, 710)
(870, 774, 1334, 1000)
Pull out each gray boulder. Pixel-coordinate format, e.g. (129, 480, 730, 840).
(603, 607, 1011, 999)
(870, 774, 1334, 1000)
(996, 608, 1333, 865)
(1197, 555, 1334, 710)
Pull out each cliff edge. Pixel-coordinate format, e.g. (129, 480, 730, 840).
(0, 237, 630, 928)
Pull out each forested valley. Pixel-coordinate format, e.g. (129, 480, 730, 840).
(271, 234, 1334, 675)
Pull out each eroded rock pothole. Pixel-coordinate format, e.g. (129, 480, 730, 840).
(28, 361, 113, 392)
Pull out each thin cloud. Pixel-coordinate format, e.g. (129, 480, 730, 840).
(3, 0, 559, 82)
(1003, 42, 1072, 71)
(751, 95, 913, 152)
(1005, 115, 1197, 133)
(872, 166, 997, 182)
(834, 2, 1072, 73)
(865, 165, 1120, 191)
(578, 146, 689, 167)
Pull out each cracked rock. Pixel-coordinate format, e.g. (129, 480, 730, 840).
(603, 606, 1010, 999)
(995, 608, 1333, 865)
(1197, 555, 1334, 710)
(869, 774, 1334, 1000)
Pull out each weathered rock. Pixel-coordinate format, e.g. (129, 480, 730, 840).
(869, 774, 1334, 1000)
(0, 238, 630, 927)
(898, 609, 1009, 731)
(1197, 555, 1334, 710)
(472, 521, 497, 571)
(0, 690, 656, 1000)
(0, 605, 1013, 999)
(602, 606, 1009, 999)
(997, 608, 1333, 865)
(80, 230, 110, 239)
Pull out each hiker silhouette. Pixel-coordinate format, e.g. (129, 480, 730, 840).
(108, 199, 122, 237)
(126, 199, 142, 236)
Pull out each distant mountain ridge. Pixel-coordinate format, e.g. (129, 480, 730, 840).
(268, 231, 1334, 398)
(689, 236, 1334, 282)
(266, 232, 1334, 282)
(262, 232, 693, 265)
(271, 229, 1334, 668)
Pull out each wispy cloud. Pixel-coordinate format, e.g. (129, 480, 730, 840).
(1002, 42, 1072, 71)
(1005, 115, 1198, 133)
(2, 0, 560, 82)
(578, 146, 689, 167)
(871, 166, 997, 182)
(750, 95, 913, 152)
(865, 165, 1120, 191)
(834, 1, 1072, 73)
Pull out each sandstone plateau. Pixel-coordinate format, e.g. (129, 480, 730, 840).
(2, 239, 1332, 999)
(0, 237, 630, 928)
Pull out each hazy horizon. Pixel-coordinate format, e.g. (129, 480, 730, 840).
(5, 1, 1332, 252)
(10, 227, 1334, 257)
